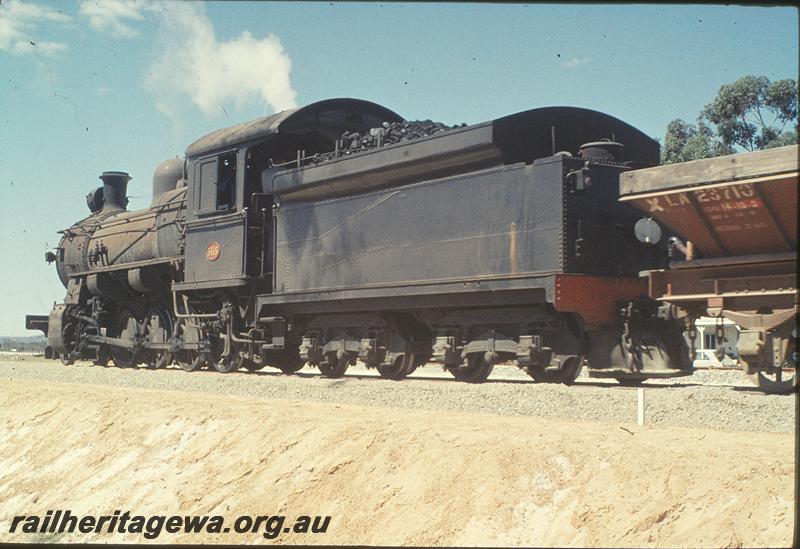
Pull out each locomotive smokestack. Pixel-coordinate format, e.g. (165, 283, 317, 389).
(99, 171, 130, 212)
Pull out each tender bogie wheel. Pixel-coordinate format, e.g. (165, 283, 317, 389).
(560, 356, 584, 386)
(278, 361, 304, 374)
(524, 367, 561, 383)
(319, 352, 350, 378)
(448, 353, 494, 383)
(525, 356, 584, 385)
(260, 347, 304, 374)
(408, 355, 431, 375)
(110, 309, 142, 368)
(615, 377, 645, 387)
(409, 354, 431, 376)
(274, 352, 305, 375)
(377, 353, 415, 380)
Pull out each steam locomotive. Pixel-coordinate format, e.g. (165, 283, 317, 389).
(26, 98, 691, 383)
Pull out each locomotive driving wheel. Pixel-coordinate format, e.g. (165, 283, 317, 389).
(318, 351, 350, 378)
(59, 318, 78, 366)
(141, 304, 173, 369)
(174, 318, 203, 372)
(240, 356, 266, 372)
(447, 353, 494, 383)
(236, 342, 268, 372)
(94, 345, 111, 366)
(110, 309, 142, 368)
(208, 354, 241, 373)
(176, 349, 205, 372)
(207, 336, 241, 373)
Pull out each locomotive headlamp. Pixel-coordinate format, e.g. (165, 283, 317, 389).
(634, 217, 662, 245)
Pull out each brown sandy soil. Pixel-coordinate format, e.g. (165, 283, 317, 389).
(0, 378, 794, 547)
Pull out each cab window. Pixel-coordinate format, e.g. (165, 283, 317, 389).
(195, 151, 237, 214)
(216, 152, 236, 211)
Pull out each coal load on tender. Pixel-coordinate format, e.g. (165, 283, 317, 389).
(310, 120, 469, 163)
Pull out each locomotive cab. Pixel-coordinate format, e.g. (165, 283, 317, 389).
(177, 99, 403, 293)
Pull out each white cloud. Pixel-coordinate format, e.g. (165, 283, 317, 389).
(561, 57, 590, 68)
(0, 0, 70, 56)
(144, 3, 297, 118)
(78, 0, 147, 39)
(74, 1, 298, 119)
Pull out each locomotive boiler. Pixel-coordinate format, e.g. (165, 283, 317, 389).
(26, 98, 691, 384)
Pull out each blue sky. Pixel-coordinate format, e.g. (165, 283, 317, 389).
(0, 1, 797, 335)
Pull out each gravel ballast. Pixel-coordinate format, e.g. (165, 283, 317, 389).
(0, 356, 794, 433)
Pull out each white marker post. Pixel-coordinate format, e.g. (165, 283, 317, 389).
(637, 388, 645, 426)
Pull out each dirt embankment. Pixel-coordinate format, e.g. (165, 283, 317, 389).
(0, 378, 794, 547)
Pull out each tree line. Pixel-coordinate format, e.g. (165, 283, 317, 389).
(661, 75, 798, 164)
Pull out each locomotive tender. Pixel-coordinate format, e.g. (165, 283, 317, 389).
(26, 98, 691, 383)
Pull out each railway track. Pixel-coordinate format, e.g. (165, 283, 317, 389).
(1, 357, 793, 433)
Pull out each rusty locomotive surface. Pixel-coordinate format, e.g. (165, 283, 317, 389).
(27, 97, 730, 386)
